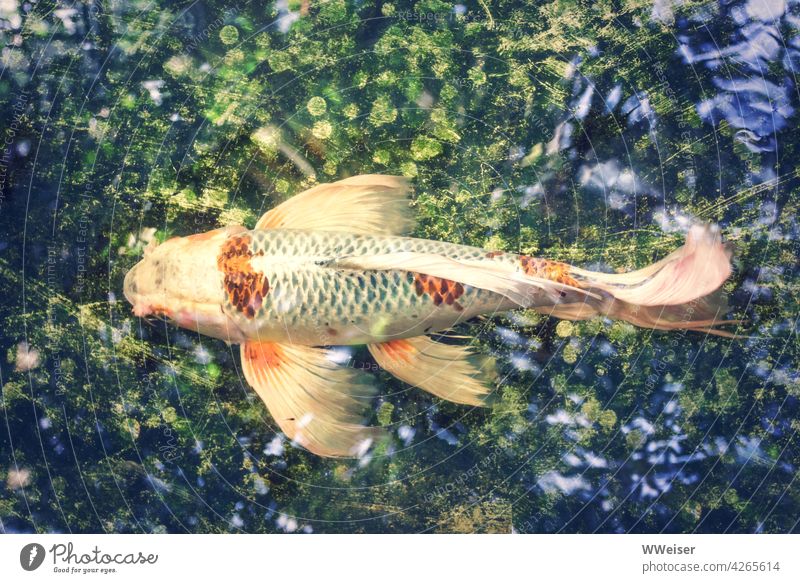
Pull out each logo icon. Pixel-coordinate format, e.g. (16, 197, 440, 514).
(20, 543, 46, 571)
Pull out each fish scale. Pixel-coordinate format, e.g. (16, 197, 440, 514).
(223, 229, 522, 345)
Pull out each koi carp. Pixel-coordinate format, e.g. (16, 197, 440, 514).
(124, 175, 738, 457)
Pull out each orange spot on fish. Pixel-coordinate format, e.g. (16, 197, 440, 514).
(380, 339, 416, 364)
(485, 250, 504, 258)
(413, 273, 465, 309)
(218, 235, 270, 319)
(245, 342, 284, 369)
(519, 256, 581, 288)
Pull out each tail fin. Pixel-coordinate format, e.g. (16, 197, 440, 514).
(545, 225, 743, 338)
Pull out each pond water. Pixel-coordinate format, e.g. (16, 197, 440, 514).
(1, 0, 798, 533)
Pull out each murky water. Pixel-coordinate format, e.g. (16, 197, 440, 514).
(1, 1, 798, 533)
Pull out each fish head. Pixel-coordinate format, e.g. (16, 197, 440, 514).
(123, 226, 249, 343)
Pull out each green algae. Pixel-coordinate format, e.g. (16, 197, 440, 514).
(0, 0, 797, 535)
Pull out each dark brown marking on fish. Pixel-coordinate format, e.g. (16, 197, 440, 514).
(485, 250, 504, 258)
(217, 234, 270, 319)
(519, 256, 581, 288)
(412, 273, 465, 309)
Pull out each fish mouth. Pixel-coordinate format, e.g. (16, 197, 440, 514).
(123, 265, 139, 310)
(132, 304, 155, 318)
(123, 264, 143, 313)
(123, 263, 159, 317)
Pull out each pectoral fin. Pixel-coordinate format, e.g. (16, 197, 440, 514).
(255, 174, 414, 235)
(368, 336, 497, 406)
(240, 341, 382, 458)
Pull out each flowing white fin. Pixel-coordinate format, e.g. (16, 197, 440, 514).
(571, 225, 733, 306)
(601, 290, 745, 338)
(368, 336, 496, 406)
(542, 225, 742, 337)
(334, 251, 599, 307)
(240, 341, 382, 458)
(255, 174, 414, 234)
(537, 293, 744, 337)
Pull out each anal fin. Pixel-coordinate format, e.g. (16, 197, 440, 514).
(240, 341, 382, 458)
(368, 336, 497, 406)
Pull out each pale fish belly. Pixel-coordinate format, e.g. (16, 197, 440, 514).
(217, 229, 570, 345)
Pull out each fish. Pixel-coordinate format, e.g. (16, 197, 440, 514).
(123, 174, 740, 457)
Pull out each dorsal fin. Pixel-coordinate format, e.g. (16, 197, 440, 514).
(255, 174, 414, 235)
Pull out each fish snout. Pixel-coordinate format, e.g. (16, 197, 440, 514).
(123, 264, 138, 305)
(123, 263, 151, 316)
